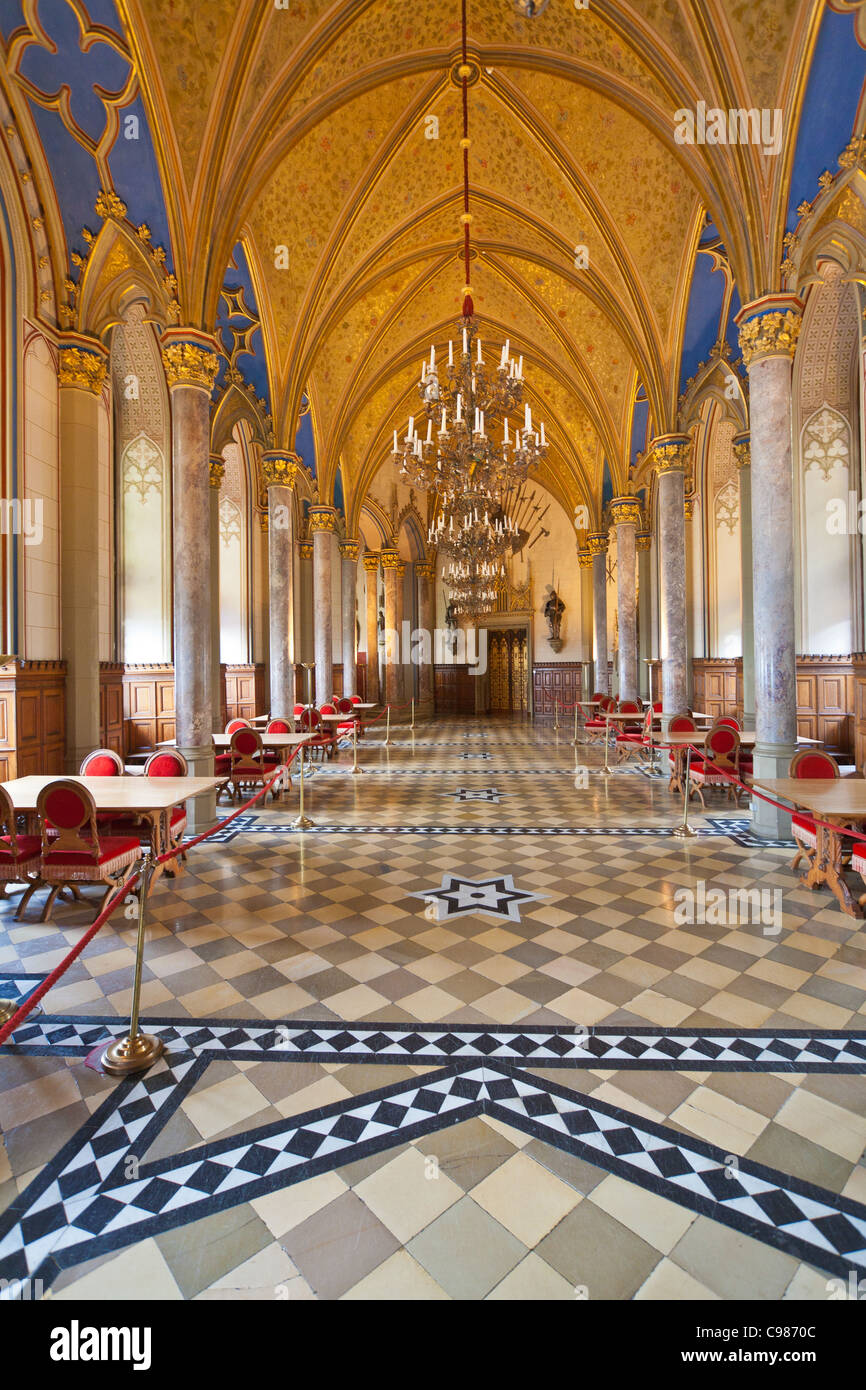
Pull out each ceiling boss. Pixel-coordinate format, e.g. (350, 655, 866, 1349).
(391, 0, 549, 615)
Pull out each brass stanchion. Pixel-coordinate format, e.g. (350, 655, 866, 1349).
(351, 719, 363, 775)
(102, 855, 165, 1075)
(0, 994, 40, 1027)
(410, 697, 415, 732)
(672, 743, 699, 839)
(570, 705, 579, 748)
(293, 737, 315, 829)
(600, 713, 614, 775)
(384, 704, 392, 747)
(553, 699, 561, 731)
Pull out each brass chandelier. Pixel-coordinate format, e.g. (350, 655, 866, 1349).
(392, 0, 548, 613)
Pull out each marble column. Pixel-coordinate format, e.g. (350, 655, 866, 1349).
(652, 434, 692, 725)
(209, 456, 224, 733)
(587, 532, 609, 694)
(308, 506, 337, 707)
(735, 296, 804, 836)
(637, 531, 653, 699)
(416, 561, 435, 709)
(362, 552, 381, 703)
(299, 540, 314, 667)
(684, 494, 697, 705)
(381, 549, 401, 704)
(58, 335, 108, 771)
(734, 432, 755, 727)
(340, 539, 360, 696)
(610, 497, 640, 701)
(262, 452, 299, 717)
(162, 329, 220, 830)
(577, 546, 594, 700)
(396, 560, 407, 703)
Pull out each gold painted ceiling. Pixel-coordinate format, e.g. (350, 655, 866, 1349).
(120, 0, 822, 521)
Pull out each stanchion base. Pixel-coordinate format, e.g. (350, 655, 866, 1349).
(292, 814, 315, 829)
(672, 825, 699, 839)
(350, 767, 364, 776)
(0, 998, 41, 1027)
(101, 1032, 165, 1075)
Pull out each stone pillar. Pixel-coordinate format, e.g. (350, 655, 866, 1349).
(362, 551, 380, 703)
(209, 456, 224, 733)
(396, 560, 407, 702)
(162, 329, 220, 829)
(577, 546, 594, 700)
(587, 532, 609, 694)
(340, 539, 359, 697)
(381, 549, 401, 704)
(684, 494, 696, 704)
(416, 560, 435, 710)
(262, 452, 299, 717)
(637, 531, 652, 699)
(299, 540, 314, 667)
(609, 497, 640, 701)
(308, 506, 337, 707)
(652, 434, 692, 724)
(735, 296, 804, 836)
(734, 432, 755, 727)
(58, 335, 108, 771)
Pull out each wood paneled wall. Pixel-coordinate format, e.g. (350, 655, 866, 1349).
(434, 664, 476, 714)
(532, 663, 582, 718)
(99, 663, 124, 755)
(224, 665, 265, 723)
(122, 664, 176, 756)
(795, 657, 853, 754)
(0, 660, 66, 779)
(692, 658, 741, 720)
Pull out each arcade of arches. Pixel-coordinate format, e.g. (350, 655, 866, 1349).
(2, 0, 866, 1312)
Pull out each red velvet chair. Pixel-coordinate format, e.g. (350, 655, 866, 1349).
(79, 748, 124, 777)
(336, 696, 358, 735)
(0, 783, 42, 918)
(225, 719, 251, 736)
(666, 713, 697, 790)
(616, 705, 653, 763)
(34, 780, 140, 922)
(789, 749, 839, 872)
(143, 750, 189, 864)
(584, 693, 615, 742)
(317, 704, 339, 760)
(689, 725, 741, 808)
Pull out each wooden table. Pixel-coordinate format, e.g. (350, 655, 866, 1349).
(3, 775, 222, 883)
(753, 777, 866, 917)
(599, 710, 648, 773)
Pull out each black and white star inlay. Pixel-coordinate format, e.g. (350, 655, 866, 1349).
(414, 873, 545, 922)
(458, 752, 492, 761)
(452, 787, 506, 802)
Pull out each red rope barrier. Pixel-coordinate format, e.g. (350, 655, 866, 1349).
(0, 740, 318, 1045)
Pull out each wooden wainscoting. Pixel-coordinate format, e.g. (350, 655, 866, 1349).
(99, 663, 124, 755)
(434, 664, 476, 714)
(224, 664, 266, 723)
(532, 663, 581, 718)
(0, 660, 66, 779)
(796, 656, 853, 756)
(692, 658, 741, 720)
(122, 664, 175, 756)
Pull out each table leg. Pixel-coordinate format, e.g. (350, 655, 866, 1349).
(802, 821, 862, 917)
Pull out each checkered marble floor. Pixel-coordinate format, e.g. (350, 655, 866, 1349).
(1, 714, 865, 1300)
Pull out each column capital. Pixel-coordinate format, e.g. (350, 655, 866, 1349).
(380, 548, 401, 570)
(416, 561, 436, 581)
(58, 333, 108, 393)
(262, 451, 301, 490)
(609, 496, 642, 528)
(307, 505, 339, 535)
(636, 532, 652, 552)
(362, 551, 380, 573)
(577, 548, 593, 569)
(299, 540, 313, 560)
(339, 538, 360, 561)
(684, 496, 696, 520)
(396, 560, 406, 578)
(586, 531, 609, 557)
(209, 454, 225, 489)
(649, 434, 692, 475)
(733, 431, 751, 468)
(160, 328, 220, 392)
(735, 295, 803, 367)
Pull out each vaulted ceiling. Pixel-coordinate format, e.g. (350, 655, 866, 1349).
(11, 0, 835, 519)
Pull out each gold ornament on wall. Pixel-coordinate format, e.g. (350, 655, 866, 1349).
(58, 345, 107, 393)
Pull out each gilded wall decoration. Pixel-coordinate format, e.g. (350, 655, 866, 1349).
(122, 436, 163, 503)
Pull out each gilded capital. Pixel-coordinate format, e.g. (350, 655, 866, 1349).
(577, 548, 593, 569)
(586, 531, 609, 558)
(262, 452, 300, 490)
(735, 296, 803, 367)
(362, 552, 380, 573)
(416, 561, 435, 581)
(609, 496, 642, 528)
(307, 506, 338, 535)
(396, 560, 406, 578)
(733, 432, 751, 469)
(650, 434, 692, 475)
(340, 538, 361, 562)
(209, 455, 225, 489)
(684, 496, 696, 520)
(299, 540, 314, 560)
(636, 532, 652, 552)
(161, 329, 220, 392)
(380, 549, 401, 570)
(58, 338, 108, 394)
